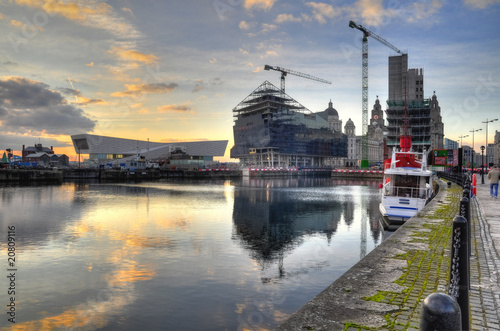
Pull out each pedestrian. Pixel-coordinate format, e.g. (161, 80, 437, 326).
(487, 165, 500, 199)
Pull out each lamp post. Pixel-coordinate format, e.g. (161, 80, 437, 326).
(481, 145, 485, 184)
(482, 118, 498, 169)
(458, 135, 469, 171)
(469, 128, 482, 172)
(458, 135, 469, 148)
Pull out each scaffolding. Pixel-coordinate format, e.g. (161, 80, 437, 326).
(386, 99, 431, 152)
(231, 81, 347, 167)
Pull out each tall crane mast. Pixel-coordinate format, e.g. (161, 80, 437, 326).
(349, 20, 402, 169)
(264, 64, 331, 94)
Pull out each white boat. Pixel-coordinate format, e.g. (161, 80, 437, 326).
(379, 148, 433, 227)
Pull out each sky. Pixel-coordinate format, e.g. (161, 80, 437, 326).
(1, 0, 500, 161)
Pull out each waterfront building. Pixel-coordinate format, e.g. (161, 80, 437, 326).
(23, 153, 69, 167)
(344, 118, 358, 167)
(22, 143, 54, 160)
(71, 134, 228, 169)
(386, 54, 444, 153)
(344, 104, 385, 168)
(230, 81, 347, 168)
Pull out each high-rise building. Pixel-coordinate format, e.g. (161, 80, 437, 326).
(386, 54, 444, 152)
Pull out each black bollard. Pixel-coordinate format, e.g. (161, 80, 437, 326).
(463, 188, 470, 199)
(420, 293, 461, 331)
(460, 196, 471, 257)
(448, 215, 469, 330)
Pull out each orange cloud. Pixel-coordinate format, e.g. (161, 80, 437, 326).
(10, 19, 24, 27)
(108, 46, 159, 64)
(306, 2, 340, 24)
(275, 13, 302, 23)
(353, 0, 386, 26)
(157, 104, 191, 113)
(14, 0, 111, 22)
(244, 0, 277, 11)
(111, 83, 178, 97)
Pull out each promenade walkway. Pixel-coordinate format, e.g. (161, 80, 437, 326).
(470, 180, 500, 330)
(276, 178, 500, 330)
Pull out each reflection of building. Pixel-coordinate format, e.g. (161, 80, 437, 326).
(232, 178, 343, 266)
(232, 178, 384, 274)
(71, 134, 228, 168)
(230, 81, 347, 168)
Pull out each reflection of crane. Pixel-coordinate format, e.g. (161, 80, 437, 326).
(349, 20, 403, 169)
(264, 64, 331, 94)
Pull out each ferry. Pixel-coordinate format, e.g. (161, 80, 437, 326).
(379, 148, 433, 227)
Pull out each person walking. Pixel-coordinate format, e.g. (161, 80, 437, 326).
(487, 165, 500, 198)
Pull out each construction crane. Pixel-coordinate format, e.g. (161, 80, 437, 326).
(349, 20, 403, 169)
(264, 64, 331, 94)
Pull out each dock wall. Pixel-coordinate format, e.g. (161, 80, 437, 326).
(0, 169, 63, 183)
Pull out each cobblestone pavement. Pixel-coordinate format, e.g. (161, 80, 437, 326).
(470, 180, 500, 330)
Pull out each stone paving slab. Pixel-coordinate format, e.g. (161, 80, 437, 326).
(469, 180, 500, 330)
(276, 177, 500, 331)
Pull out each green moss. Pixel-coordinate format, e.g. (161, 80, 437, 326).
(343, 183, 462, 330)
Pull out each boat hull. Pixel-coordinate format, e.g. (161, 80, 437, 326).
(379, 194, 429, 229)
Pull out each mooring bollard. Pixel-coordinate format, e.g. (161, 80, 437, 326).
(448, 215, 469, 330)
(420, 292, 461, 331)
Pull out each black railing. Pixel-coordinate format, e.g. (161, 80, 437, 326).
(421, 186, 471, 330)
(437, 171, 470, 188)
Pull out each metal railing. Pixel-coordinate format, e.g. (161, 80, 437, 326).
(421, 185, 471, 330)
(384, 184, 431, 199)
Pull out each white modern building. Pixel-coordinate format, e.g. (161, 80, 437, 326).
(71, 134, 228, 168)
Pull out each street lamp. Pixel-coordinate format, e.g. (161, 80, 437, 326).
(481, 145, 485, 184)
(458, 135, 469, 171)
(482, 118, 498, 169)
(469, 128, 482, 172)
(458, 135, 469, 148)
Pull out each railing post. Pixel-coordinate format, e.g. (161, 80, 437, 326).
(460, 196, 471, 257)
(448, 215, 469, 330)
(420, 293, 461, 331)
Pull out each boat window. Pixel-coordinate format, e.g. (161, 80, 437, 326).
(394, 176, 419, 188)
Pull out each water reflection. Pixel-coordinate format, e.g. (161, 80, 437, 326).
(231, 178, 383, 283)
(0, 179, 385, 331)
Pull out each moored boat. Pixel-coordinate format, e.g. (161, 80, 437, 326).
(379, 149, 433, 228)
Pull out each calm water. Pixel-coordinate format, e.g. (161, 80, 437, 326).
(0, 177, 386, 331)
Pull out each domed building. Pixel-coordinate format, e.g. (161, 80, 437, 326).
(318, 100, 343, 133)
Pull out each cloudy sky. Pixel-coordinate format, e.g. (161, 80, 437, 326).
(1, 0, 499, 160)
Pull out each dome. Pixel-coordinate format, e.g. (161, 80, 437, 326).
(324, 100, 338, 117)
(345, 118, 355, 127)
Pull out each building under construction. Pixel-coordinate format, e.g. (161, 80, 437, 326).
(386, 54, 444, 152)
(230, 81, 347, 167)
